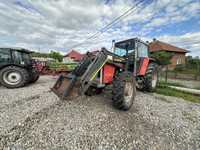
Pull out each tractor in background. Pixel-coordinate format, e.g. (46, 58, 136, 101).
(52, 38, 158, 110)
(0, 48, 39, 88)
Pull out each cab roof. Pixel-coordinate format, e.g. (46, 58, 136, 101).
(0, 47, 33, 53)
(115, 38, 148, 50)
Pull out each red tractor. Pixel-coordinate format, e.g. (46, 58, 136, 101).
(52, 38, 158, 110)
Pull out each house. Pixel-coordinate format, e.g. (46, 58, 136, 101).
(149, 39, 188, 69)
(63, 50, 83, 63)
(63, 50, 100, 63)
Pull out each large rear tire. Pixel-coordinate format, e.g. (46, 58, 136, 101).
(112, 72, 136, 111)
(0, 66, 29, 88)
(137, 63, 158, 92)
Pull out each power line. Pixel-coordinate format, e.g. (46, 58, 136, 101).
(69, 0, 146, 49)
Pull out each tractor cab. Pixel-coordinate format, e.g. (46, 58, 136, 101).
(113, 38, 149, 74)
(114, 38, 149, 58)
(0, 48, 33, 69)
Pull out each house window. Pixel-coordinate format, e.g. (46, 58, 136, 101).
(176, 57, 182, 65)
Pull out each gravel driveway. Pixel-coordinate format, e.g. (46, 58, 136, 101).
(0, 76, 200, 150)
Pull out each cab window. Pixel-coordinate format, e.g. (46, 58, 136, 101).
(114, 47, 126, 56)
(13, 51, 23, 64)
(0, 49, 11, 63)
(137, 42, 148, 57)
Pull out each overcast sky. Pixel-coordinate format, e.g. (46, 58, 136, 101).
(0, 0, 200, 56)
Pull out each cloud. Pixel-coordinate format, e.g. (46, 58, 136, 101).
(0, 0, 199, 56)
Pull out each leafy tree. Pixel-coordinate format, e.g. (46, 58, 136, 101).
(151, 51, 173, 66)
(151, 51, 174, 82)
(49, 51, 63, 62)
(31, 52, 49, 58)
(186, 56, 200, 70)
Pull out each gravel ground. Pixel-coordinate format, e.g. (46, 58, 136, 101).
(0, 76, 200, 150)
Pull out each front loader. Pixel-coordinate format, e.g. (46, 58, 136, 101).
(52, 38, 158, 110)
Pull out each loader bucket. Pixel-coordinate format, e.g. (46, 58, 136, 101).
(51, 74, 80, 100)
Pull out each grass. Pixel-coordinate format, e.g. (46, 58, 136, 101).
(159, 80, 200, 90)
(159, 81, 183, 87)
(156, 84, 200, 104)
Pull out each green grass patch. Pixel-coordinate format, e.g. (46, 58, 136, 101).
(159, 81, 183, 87)
(159, 81, 200, 90)
(156, 84, 200, 103)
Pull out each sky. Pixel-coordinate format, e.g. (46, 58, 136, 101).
(0, 0, 200, 56)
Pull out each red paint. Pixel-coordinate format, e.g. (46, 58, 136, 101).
(139, 57, 149, 76)
(103, 64, 115, 84)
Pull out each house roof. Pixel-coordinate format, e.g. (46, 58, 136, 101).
(64, 50, 83, 61)
(149, 40, 188, 53)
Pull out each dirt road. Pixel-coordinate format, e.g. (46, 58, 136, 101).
(0, 76, 200, 150)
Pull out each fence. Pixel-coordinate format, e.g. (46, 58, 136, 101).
(159, 70, 200, 81)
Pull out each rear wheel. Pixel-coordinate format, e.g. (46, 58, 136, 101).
(144, 63, 158, 92)
(137, 63, 158, 92)
(0, 66, 29, 88)
(112, 72, 136, 111)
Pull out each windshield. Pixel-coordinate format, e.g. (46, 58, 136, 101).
(114, 47, 126, 56)
(114, 40, 135, 56)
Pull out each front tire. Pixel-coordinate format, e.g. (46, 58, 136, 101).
(0, 66, 29, 88)
(112, 72, 136, 111)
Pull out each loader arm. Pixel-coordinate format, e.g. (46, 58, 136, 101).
(52, 48, 123, 99)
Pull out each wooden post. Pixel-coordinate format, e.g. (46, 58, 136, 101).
(165, 65, 168, 83)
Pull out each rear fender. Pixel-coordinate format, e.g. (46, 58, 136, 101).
(138, 57, 150, 76)
(0, 64, 28, 71)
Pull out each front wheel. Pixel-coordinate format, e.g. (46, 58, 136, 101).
(112, 72, 136, 111)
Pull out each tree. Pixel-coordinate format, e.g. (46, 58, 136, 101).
(49, 51, 63, 62)
(151, 51, 174, 82)
(31, 52, 49, 58)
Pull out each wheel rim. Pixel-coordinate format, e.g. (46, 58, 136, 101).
(136, 78, 144, 89)
(3, 71, 22, 85)
(124, 82, 134, 105)
(152, 71, 158, 88)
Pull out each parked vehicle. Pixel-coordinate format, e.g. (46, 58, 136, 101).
(52, 38, 158, 110)
(0, 48, 39, 88)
